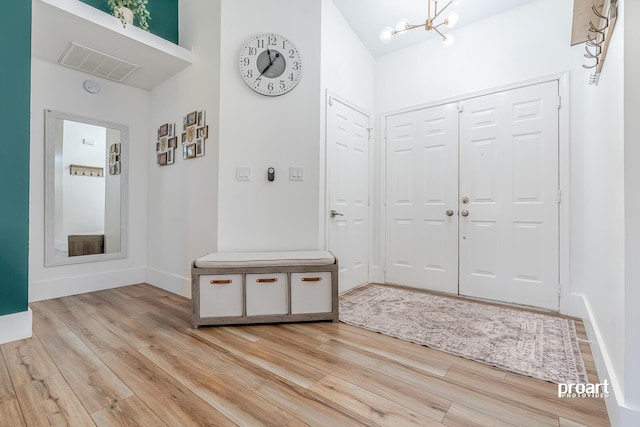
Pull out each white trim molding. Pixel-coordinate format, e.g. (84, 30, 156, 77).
(0, 309, 32, 345)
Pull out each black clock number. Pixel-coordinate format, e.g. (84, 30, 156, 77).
(293, 62, 299, 71)
(246, 70, 253, 78)
(279, 80, 285, 89)
(257, 39, 265, 48)
(289, 73, 295, 82)
(268, 36, 277, 46)
(243, 57, 250, 66)
(248, 47, 257, 56)
(289, 49, 295, 58)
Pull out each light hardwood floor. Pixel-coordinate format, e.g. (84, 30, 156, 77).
(0, 284, 610, 426)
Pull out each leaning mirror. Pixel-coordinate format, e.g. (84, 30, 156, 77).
(45, 110, 128, 266)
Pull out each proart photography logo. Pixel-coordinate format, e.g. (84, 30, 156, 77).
(558, 379, 611, 399)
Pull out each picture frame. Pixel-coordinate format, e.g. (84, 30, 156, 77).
(160, 137, 167, 151)
(114, 162, 121, 175)
(168, 123, 174, 137)
(167, 147, 175, 165)
(197, 126, 208, 139)
(196, 139, 204, 157)
(113, 143, 121, 155)
(197, 110, 205, 127)
(186, 126, 196, 142)
(181, 132, 187, 143)
(159, 123, 169, 137)
(157, 152, 168, 166)
(156, 142, 160, 152)
(186, 143, 196, 159)
(186, 111, 197, 127)
(168, 137, 178, 149)
(109, 152, 116, 166)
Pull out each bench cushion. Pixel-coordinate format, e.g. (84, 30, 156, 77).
(194, 251, 335, 268)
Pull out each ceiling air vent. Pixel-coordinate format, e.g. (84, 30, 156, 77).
(58, 42, 139, 83)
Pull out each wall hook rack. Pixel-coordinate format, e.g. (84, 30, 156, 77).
(584, 0, 618, 86)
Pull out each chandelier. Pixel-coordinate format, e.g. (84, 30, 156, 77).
(380, 0, 460, 45)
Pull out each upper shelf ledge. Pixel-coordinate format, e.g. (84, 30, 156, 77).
(32, 0, 193, 90)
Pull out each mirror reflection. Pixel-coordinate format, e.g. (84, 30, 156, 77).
(45, 110, 128, 266)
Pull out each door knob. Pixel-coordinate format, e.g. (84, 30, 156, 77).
(330, 209, 344, 218)
(461, 196, 469, 204)
(446, 209, 454, 216)
(461, 209, 469, 217)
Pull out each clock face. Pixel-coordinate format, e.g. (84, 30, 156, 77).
(239, 33, 302, 96)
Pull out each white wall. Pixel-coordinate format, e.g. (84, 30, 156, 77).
(30, 58, 148, 301)
(216, 0, 322, 252)
(623, 0, 640, 423)
(145, 0, 222, 297)
(374, 0, 627, 422)
(61, 121, 106, 243)
(577, 2, 626, 423)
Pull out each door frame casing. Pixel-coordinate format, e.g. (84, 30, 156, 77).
(323, 90, 373, 290)
(379, 72, 575, 315)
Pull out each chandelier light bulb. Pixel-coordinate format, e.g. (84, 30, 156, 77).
(395, 19, 410, 33)
(445, 11, 459, 28)
(443, 33, 455, 46)
(380, 26, 395, 43)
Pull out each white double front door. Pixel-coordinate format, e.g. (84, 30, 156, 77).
(385, 81, 560, 310)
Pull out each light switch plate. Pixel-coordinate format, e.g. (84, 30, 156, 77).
(236, 166, 252, 181)
(289, 166, 304, 181)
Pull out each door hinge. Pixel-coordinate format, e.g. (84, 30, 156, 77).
(557, 190, 562, 204)
(384, 128, 388, 140)
(457, 102, 464, 113)
(328, 96, 333, 107)
(367, 127, 373, 141)
(557, 96, 561, 109)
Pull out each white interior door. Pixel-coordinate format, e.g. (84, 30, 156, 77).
(383, 81, 560, 310)
(327, 96, 370, 293)
(385, 103, 459, 293)
(458, 81, 560, 310)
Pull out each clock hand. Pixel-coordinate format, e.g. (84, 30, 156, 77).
(255, 53, 280, 81)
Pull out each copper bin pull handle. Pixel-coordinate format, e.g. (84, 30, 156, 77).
(210, 279, 233, 285)
(301, 277, 322, 282)
(256, 278, 278, 283)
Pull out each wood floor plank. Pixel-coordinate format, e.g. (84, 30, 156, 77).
(189, 327, 327, 389)
(91, 395, 167, 427)
(442, 402, 518, 427)
(0, 350, 26, 427)
(445, 364, 609, 427)
(97, 347, 232, 427)
(37, 329, 133, 414)
(309, 374, 442, 427)
(139, 338, 296, 427)
(0, 284, 610, 427)
(317, 340, 559, 426)
(1, 335, 60, 387)
(14, 373, 95, 426)
(154, 325, 380, 426)
(41, 297, 128, 355)
(245, 324, 451, 422)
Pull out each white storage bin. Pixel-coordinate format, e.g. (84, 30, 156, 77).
(291, 272, 332, 314)
(246, 273, 288, 316)
(199, 274, 243, 317)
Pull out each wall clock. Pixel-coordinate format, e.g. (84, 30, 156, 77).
(239, 33, 302, 96)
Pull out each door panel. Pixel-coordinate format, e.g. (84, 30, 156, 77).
(327, 97, 370, 293)
(458, 81, 559, 310)
(385, 103, 459, 293)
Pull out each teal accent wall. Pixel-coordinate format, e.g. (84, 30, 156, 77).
(79, 0, 178, 44)
(0, 1, 31, 316)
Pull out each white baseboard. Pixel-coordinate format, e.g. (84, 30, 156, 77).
(578, 293, 622, 426)
(29, 268, 146, 302)
(145, 268, 191, 298)
(0, 309, 32, 345)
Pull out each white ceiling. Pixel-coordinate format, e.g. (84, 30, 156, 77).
(331, 0, 536, 57)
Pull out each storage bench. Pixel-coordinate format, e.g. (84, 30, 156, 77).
(191, 251, 338, 327)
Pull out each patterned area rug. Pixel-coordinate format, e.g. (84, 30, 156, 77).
(339, 285, 588, 384)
